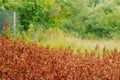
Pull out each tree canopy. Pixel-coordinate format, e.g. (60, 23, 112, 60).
(0, 0, 120, 39)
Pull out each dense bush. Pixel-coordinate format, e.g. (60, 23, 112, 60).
(0, 36, 120, 79)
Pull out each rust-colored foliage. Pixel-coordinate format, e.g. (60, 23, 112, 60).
(2, 22, 8, 35)
(0, 36, 120, 80)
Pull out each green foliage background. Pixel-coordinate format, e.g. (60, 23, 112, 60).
(0, 0, 120, 40)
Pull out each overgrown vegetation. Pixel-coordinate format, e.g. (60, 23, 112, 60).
(0, 36, 120, 79)
(0, 1, 120, 79)
(1, 0, 120, 40)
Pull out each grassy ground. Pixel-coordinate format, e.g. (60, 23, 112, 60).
(13, 27, 120, 54)
(38, 35, 120, 54)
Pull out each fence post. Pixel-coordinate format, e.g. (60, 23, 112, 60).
(13, 12, 16, 36)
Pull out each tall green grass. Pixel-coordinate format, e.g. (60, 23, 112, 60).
(13, 24, 120, 54)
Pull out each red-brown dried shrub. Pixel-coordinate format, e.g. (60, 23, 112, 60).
(0, 36, 120, 80)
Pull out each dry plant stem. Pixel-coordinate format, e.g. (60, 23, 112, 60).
(1, 22, 8, 48)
